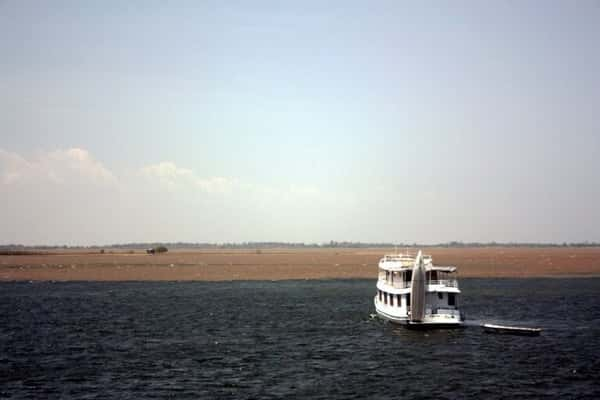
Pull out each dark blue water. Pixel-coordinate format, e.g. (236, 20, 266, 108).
(1, 279, 599, 399)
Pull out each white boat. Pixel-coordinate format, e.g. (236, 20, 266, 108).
(374, 250, 465, 328)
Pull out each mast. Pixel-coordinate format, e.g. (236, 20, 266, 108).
(410, 250, 426, 322)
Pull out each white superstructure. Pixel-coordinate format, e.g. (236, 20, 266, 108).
(374, 250, 464, 327)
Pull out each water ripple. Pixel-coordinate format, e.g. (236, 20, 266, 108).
(1, 279, 600, 399)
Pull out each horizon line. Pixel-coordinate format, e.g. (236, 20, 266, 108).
(2, 241, 600, 250)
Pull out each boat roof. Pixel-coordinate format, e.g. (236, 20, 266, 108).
(379, 252, 456, 272)
(382, 253, 431, 259)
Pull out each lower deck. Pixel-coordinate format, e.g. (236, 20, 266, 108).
(374, 293, 464, 326)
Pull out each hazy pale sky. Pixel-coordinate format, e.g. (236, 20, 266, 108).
(1, 1, 599, 245)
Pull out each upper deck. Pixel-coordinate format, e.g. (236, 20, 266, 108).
(377, 253, 460, 293)
(378, 253, 432, 271)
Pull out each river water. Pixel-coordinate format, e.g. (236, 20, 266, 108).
(1, 278, 599, 399)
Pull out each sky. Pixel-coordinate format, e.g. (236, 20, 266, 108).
(1, 1, 599, 245)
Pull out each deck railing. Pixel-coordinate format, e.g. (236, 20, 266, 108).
(428, 279, 458, 288)
(378, 278, 458, 289)
(391, 281, 411, 289)
(378, 277, 411, 289)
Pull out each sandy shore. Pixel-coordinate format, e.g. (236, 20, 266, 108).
(2, 247, 600, 281)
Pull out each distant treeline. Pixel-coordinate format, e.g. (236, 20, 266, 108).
(1, 240, 599, 252)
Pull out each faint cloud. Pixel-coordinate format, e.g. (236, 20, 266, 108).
(140, 161, 237, 193)
(289, 184, 320, 197)
(141, 161, 195, 184)
(0, 148, 116, 185)
(196, 176, 238, 194)
(0, 149, 31, 184)
(140, 161, 322, 199)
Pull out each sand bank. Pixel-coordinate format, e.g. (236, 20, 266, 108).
(2, 247, 600, 281)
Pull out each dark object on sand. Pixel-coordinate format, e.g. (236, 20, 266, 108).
(146, 246, 168, 255)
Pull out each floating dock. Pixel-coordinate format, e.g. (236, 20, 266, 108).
(482, 323, 542, 336)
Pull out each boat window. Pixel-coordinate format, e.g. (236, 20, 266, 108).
(396, 294, 401, 307)
(384, 292, 387, 304)
(405, 271, 412, 282)
(438, 292, 443, 300)
(406, 293, 410, 307)
(448, 293, 456, 306)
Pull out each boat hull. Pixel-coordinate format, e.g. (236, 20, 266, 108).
(374, 298, 464, 328)
(374, 306, 409, 324)
(404, 320, 465, 329)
